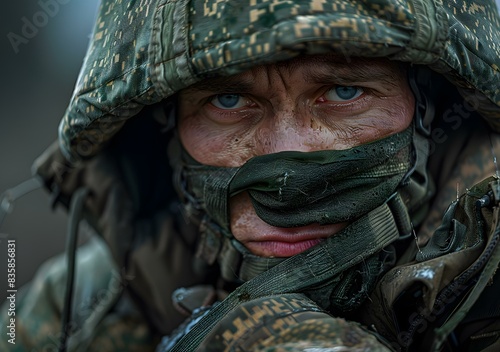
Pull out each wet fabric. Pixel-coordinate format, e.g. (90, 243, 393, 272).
(177, 124, 413, 231)
(160, 177, 500, 352)
(165, 199, 404, 352)
(364, 176, 500, 351)
(3, 0, 500, 350)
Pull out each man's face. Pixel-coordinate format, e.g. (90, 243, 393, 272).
(179, 55, 414, 258)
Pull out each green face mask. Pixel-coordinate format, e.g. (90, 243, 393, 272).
(176, 124, 414, 234)
(169, 123, 418, 320)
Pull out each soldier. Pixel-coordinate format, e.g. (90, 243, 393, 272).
(1, 0, 500, 351)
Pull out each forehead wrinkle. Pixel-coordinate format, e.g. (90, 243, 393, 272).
(183, 56, 402, 95)
(258, 64, 292, 93)
(185, 65, 284, 95)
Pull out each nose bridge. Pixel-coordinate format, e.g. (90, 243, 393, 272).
(252, 66, 320, 155)
(255, 102, 312, 154)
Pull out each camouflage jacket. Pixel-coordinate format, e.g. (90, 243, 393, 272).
(1, 0, 500, 351)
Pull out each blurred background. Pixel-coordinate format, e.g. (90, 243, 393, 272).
(0, 0, 100, 302)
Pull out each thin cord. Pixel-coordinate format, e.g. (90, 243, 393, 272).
(0, 177, 42, 227)
(59, 188, 89, 352)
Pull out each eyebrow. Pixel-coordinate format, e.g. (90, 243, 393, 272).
(302, 61, 400, 87)
(183, 75, 256, 94)
(184, 58, 401, 94)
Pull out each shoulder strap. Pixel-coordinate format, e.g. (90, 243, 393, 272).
(169, 199, 404, 351)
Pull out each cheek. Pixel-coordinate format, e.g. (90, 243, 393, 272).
(228, 193, 255, 242)
(366, 86, 415, 140)
(392, 77, 416, 129)
(179, 114, 255, 167)
(388, 88, 415, 132)
(178, 116, 221, 164)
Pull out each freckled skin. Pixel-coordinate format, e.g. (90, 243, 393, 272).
(178, 55, 415, 257)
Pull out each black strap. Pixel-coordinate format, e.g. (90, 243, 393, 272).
(59, 188, 89, 352)
(170, 199, 403, 351)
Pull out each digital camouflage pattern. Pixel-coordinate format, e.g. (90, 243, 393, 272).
(59, 0, 499, 161)
(196, 293, 390, 351)
(11, 122, 500, 351)
(4, 0, 500, 351)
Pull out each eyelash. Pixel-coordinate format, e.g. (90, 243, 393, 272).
(209, 86, 365, 109)
(210, 94, 253, 110)
(204, 96, 259, 123)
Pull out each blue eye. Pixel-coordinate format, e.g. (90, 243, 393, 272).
(324, 86, 363, 102)
(211, 94, 247, 109)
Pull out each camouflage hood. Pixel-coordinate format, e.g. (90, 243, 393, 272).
(22, 0, 500, 341)
(59, 0, 500, 162)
